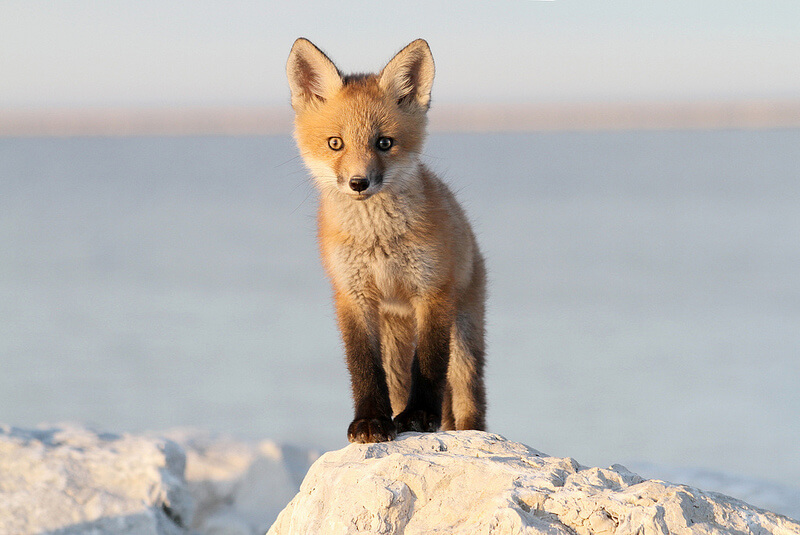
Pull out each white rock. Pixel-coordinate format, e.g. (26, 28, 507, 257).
(628, 462, 800, 521)
(163, 430, 318, 535)
(0, 423, 193, 535)
(267, 431, 800, 535)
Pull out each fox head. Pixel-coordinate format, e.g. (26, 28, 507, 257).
(287, 38, 434, 200)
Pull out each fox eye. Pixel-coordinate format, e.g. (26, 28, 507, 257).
(328, 137, 343, 151)
(376, 137, 393, 151)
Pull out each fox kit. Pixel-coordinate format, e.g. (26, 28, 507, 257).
(287, 38, 486, 443)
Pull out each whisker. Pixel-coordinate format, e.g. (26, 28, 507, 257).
(406, 148, 442, 160)
(290, 183, 317, 215)
(273, 154, 304, 169)
(288, 174, 313, 196)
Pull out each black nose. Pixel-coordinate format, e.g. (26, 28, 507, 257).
(349, 176, 369, 192)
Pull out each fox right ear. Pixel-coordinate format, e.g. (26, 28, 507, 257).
(379, 39, 435, 111)
(287, 38, 343, 110)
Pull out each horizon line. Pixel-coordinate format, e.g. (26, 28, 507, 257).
(2, 99, 799, 137)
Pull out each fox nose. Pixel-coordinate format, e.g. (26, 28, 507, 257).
(349, 176, 369, 192)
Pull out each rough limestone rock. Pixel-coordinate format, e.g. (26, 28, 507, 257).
(0, 424, 193, 535)
(267, 431, 800, 535)
(628, 463, 800, 521)
(163, 430, 318, 535)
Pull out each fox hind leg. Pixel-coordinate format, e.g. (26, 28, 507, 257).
(448, 253, 487, 431)
(448, 310, 486, 430)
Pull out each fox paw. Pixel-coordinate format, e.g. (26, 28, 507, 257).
(394, 409, 440, 433)
(347, 417, 397, 443)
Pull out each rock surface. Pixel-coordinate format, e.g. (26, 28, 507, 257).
(0, 424, 192, 535)
(0, 424, 318, 535)
(267, 431, 800, 535)
(164, 429, 318, 535)
(3, 424, 798, 535)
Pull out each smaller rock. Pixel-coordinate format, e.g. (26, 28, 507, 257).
(0, 423, 193, 535)
(164, 429, 318, 534)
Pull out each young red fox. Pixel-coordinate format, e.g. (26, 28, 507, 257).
(286, 38, 486, 443)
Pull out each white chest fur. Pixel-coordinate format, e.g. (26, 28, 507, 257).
(324, 192, 437, 308)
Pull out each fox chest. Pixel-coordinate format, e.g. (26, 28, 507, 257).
(326, 240, 437, 302)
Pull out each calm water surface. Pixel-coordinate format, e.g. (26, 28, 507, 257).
(1, 130, 798, 487)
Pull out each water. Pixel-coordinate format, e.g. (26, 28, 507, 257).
(1, 131, 798, 492)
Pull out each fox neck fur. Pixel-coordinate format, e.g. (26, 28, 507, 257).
(318, 160, 428, 247)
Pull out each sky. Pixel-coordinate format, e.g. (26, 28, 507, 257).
(0, 1, 799, 109)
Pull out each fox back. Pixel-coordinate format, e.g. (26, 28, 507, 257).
(287, 38, 486, 443)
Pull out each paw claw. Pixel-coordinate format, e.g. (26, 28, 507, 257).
(394, 409, 440, 434)
(347, 417, 396, 443)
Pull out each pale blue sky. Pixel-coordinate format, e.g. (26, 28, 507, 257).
(1, 0, 799, 108)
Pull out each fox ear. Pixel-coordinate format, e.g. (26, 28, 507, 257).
(379, 39, 435, 111)
(287, 38, 343, 110)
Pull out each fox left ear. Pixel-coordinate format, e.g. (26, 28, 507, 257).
(379, 39, 435, 111)
(287, 38, 343, 111)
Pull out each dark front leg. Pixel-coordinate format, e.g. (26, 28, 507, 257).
(394, 299, 452, 433)
(337, 296, 395, 443)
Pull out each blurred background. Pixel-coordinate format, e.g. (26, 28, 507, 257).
(1, 0, 799, 516)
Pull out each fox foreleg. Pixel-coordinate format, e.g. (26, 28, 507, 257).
(336, 293, 396, 443)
